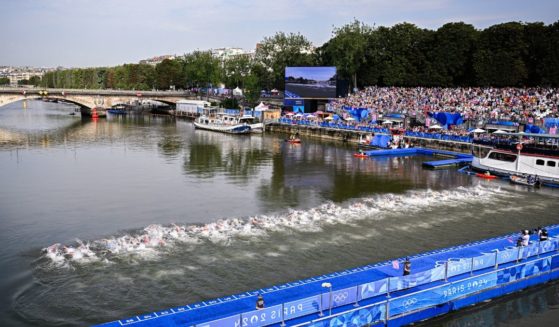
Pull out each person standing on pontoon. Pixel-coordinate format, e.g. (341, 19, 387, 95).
(403, 258, 411, 276)
(521, 230, 530, 247)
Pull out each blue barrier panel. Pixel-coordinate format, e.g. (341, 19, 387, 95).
(308, 302, 387, 327)
(389, 265, 445, 292)
(540, 239, 559, 254)
(497, 257, 552, 284)
(321, 286, 358, 309)
(497, 248, 518, 265)
(283, 295, 321, 320)
(552, 255, 559, 270)
(241, 305, 283, 327)
(447, 259, 472, 278)
(473, 253, 497, 270)
(359, 278, 388, 300)
(389, 272, 498, 317)
(521, 243, 540, 259)
(198, 314, 240, 327)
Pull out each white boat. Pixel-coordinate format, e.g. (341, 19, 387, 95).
(238, 115, 264, 133)
(471, 132, 559, 187)
(193, 114, 252, 134)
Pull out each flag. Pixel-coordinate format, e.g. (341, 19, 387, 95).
(392, 260, 400, 270)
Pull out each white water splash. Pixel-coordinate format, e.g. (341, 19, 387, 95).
(42, 185, 516, 267)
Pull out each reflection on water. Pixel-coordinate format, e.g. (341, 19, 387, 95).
(2, 101, 559, 327)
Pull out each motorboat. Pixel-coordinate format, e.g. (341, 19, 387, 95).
(107, 104, 128, 115)
(193, 114, 251, 134)
(471, 132, 559, 187)
(510, 175, 540, 187)
(238, 115, 264, 133)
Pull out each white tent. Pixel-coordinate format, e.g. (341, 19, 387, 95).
(429, 124, 442, 129)
(493, 130, 507, 134)
(383, 120, 393, 124)
(324, 116, 334, 120)
(294, 113, 303, 118)
(470, 128, 486, 133)
(255, 102, 269, 111)
(232, 87, 243, 96)
(345, 117, 355, 121)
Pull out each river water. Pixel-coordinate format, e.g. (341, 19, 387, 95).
(1, 100, 558, 327)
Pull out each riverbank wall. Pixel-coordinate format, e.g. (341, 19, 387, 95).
(265, 123, 472, 154)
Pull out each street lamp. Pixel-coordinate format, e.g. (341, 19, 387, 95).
(321, 282, 332, 316)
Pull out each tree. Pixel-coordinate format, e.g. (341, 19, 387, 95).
(242, 74, 261, 108)
(319, 20, 372, 89)
(0, 77, 9, 85)
(541, 20, 559, 86)
(182, 51, 221, 89)
(474, 22, 528, 86)
(424, 22, 478, 86)
(255, 32, 315, 90)
(154, 59, 183, 90)
(223, 54, 253, 88)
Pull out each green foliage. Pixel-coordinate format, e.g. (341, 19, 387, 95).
(36, 20, 559, 91)
(474, 22, 528, 86)
(319, 19, 372, 88)
(155, 59, 183, 90)
(182, 51, 221, 88)
(0, 77, 9, 85)
(255, 31, 315, 90)
(223, 55, 253, 88)
(221, 97, 239, 109)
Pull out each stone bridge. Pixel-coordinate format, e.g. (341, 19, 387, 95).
(0, 88, 198, 109)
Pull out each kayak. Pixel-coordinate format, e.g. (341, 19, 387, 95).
(353, 153, 368, 158)
(476, 173, 497, 179)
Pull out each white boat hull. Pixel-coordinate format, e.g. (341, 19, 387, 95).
(471, 152, 559, 186)
(193, 121, 251, 134)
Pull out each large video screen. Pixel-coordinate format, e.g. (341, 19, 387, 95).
(285, 66, 337, 99)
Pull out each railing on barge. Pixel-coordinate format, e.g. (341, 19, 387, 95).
(97, 226, 559, 327)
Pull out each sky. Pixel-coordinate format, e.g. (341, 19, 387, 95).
(286, 67, 336, 81)
(0, 0, 558, 68)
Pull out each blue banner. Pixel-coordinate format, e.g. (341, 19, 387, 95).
(447, 259, 472, 278)
(321, 286, 357, 309)
(539, 239, 558, 254)
(240, 305, 282, 327)
(497, 257, 551, 284)
(473, 253, 497, 271)
(389, 272, 498, 317)
(359, 278, 388, 300)
(283, 295, 320, 320)
(308, 303, 386, 327)
(389, 265, 445, 292)
(199, 314, 240, 327)
(496, 248, 519, 265)
(521, 243, 540, 259)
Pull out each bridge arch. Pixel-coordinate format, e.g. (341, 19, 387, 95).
(0, 95, 94, 109)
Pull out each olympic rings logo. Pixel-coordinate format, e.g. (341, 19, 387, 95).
(402, 298, 418, 307)
(332, 292, 349, 303)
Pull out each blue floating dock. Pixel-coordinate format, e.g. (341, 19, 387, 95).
(97, 225, 559, 327)
(361, 147, 473, 168)
(422, 158, 472, 168)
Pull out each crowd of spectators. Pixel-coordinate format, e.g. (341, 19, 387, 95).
(329, 86, 559, 124)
